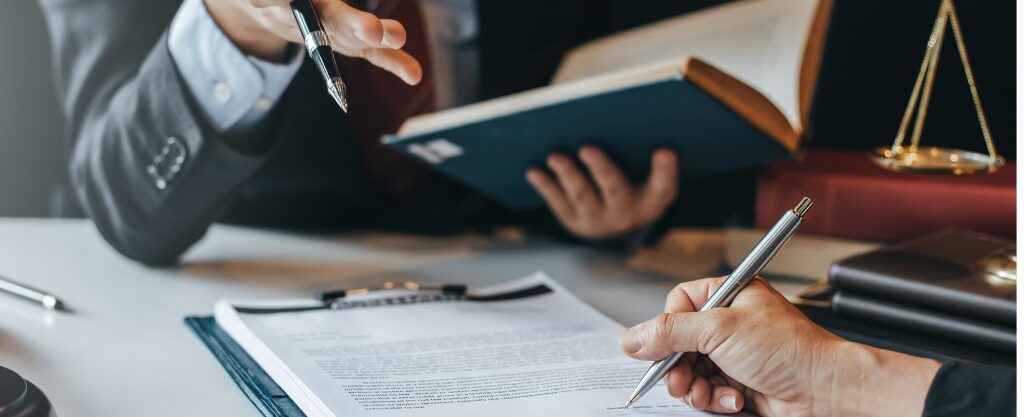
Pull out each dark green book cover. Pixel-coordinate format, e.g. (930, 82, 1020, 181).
(385, 72, 795, 209)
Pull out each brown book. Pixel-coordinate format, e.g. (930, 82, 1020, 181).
(756, 150, 1016, 241)
(724, 228, 878, 280)
(387, 0, 834, 208)
(401, 0, 834, 150)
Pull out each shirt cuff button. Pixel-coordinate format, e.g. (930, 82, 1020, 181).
(253, 96, 272, 112)
(213, 82, 233, 103)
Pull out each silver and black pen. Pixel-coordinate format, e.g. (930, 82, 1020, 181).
(0, 275, 65, 311)
(290, 0, 349, 112)
(626, 197, 814, 407)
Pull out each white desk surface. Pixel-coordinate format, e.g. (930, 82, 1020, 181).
(0, 218, 810, 416)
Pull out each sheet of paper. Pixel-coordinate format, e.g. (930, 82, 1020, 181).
(216, 272, 754, 417)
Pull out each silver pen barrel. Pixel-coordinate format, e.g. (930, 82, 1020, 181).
(0, 275, 63, 310)
(627, 197, 813, 406)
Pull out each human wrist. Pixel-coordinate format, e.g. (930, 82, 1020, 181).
(203, 0, 289, 62)
(830, 341, 940, 417)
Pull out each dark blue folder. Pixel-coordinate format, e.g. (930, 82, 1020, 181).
(185, 317, 306, 417)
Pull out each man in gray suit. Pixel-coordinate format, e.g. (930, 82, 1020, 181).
(40, 0, 700, 265)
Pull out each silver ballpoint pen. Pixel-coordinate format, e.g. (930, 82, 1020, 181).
(626, 197, 814, 407)
(0, 275, 65, 311)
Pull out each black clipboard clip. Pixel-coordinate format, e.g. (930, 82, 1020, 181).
(315, 281, 468, 308)
(314, 280, 554, 310)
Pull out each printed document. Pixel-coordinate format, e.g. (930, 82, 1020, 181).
(215, 272, 754, 417)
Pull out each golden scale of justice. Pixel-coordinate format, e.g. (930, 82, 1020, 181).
(869, 0, 1004, 175)
(871, 0, 1014, 284)
(783, 0, 1013, 306)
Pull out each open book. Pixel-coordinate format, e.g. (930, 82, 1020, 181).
(203, 272, 753, 417)
(385, 0, 833, 208)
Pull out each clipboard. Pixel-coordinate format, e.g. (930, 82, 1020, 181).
(184, 280, 556, 417)
(186, 316, 306, 417)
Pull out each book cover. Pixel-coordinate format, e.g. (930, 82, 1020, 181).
(385, 0, 831, 209)
(830, 291, 1015, 353)
(756, 150, 1016, 241)
(828, 229, 1016, 325)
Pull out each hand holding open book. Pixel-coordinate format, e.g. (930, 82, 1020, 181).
(385, 0, 833, 209)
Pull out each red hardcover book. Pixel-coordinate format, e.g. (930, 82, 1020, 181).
(756, 150, 1016, 241)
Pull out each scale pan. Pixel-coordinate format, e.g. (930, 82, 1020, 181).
(870, 146, 1005, 175)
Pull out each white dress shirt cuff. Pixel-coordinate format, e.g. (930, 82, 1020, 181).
(168, 0, 303, 134)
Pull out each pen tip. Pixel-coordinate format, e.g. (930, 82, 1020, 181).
(327, 79, 349, 113)
(330, 91, 349, 113)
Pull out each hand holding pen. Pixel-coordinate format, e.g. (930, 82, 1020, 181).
(204, 0, 424, 103)
(619, 274, 942, 416)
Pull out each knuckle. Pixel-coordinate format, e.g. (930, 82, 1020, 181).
(604, 184, 624, 199)
(654, 313, 677, 345)
(668, 283, 689, 304)
(354, 14, 381, 38)
(324, 19, 345, 41)
(704, 309, 738, 335)
(570, 189, 592, 204)
(606, 214, 632, 233)
(594, 165, 616, 179)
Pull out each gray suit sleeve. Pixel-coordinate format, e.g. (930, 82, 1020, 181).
(39, 0, 279, 265)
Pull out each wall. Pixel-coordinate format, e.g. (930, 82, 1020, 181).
(0, 1, 65, 217)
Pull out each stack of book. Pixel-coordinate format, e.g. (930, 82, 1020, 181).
(755, 150, 1015, 242)
(827, 230, 1016, 353)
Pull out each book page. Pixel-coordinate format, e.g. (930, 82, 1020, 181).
(554, 0, 820, 129)
(216, 272, 752, 417)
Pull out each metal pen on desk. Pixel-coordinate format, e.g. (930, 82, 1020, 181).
(291, 0, 349, 112)
(626, 197, 814, 407)
(0, 275, 65, 311)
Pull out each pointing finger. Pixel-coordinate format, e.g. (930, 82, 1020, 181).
(345, 47, 422, 85)
(318, 0, 397, 50)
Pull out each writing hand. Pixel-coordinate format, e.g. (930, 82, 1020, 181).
(620, 277, 941, 417)
(525, 146, 678, 240)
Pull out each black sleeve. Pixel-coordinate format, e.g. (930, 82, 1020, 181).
(923, 360, 1015, 417)
(38, 0, 280, 265)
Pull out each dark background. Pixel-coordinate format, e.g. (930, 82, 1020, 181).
(0, 0, 1015, 218)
